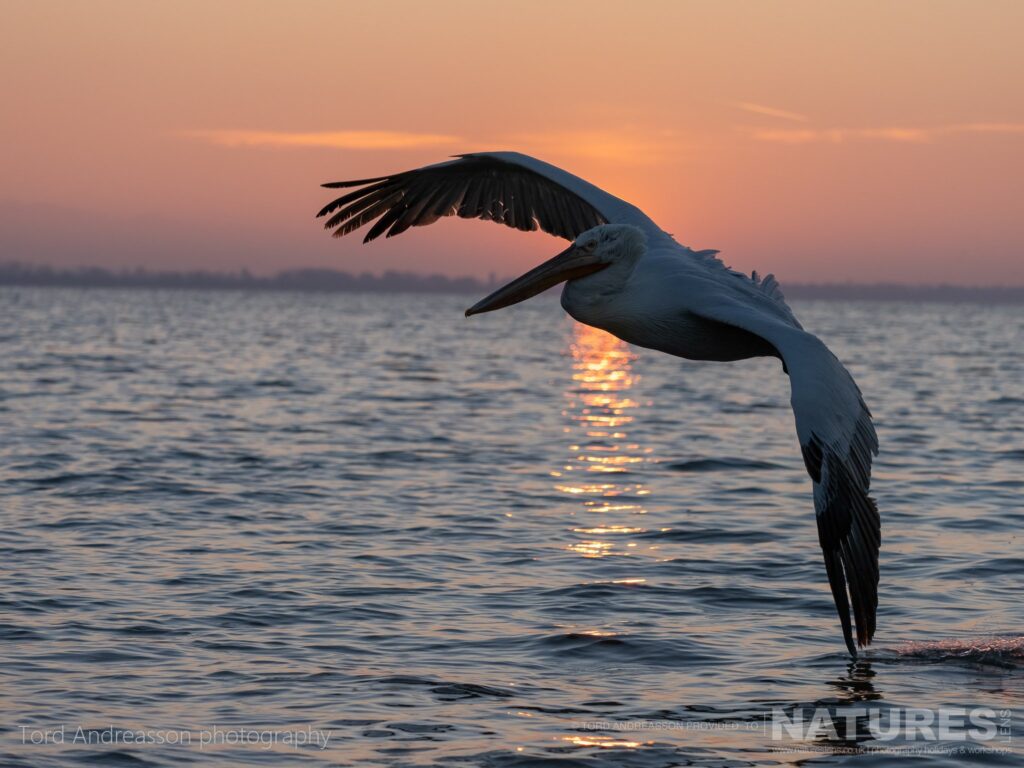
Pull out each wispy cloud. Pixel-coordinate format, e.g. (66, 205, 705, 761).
(749, 127, 929, 144)
(182, 127, 687, 165)
(746, 122, 1024, 144)
(731, 101, 808, 123)
(181, 129, 460, 150)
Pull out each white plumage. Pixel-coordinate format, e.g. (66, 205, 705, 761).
(318, 151, 880, 657)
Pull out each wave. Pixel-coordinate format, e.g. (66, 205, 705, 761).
(895, 635, 1024, 668)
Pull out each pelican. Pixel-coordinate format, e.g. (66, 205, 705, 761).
(317, 152, 879, 658)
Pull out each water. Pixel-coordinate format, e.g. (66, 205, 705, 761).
(1, 287, 1022, 766)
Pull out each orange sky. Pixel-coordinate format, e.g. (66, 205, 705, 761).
(2, 0, 1023, 284)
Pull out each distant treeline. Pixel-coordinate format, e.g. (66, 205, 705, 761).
(0, 264, 491, 294)
(1, 263, 1022, 302)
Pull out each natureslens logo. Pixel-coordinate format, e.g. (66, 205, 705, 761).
(770, 706, 1012, 744)
(578, 706, 1014, 754)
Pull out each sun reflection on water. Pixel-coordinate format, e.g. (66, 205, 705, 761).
(562, 735, 644, 749)
(557, 322, 654, 558)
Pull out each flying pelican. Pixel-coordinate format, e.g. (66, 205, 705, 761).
(317, 152, 879, 658)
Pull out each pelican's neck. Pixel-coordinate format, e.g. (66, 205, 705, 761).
(560, 246, 645, 329)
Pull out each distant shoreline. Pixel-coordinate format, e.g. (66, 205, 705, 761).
(1, 263, 1022, 303)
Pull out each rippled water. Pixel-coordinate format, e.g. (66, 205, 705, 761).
(1, 287, 1022, 766)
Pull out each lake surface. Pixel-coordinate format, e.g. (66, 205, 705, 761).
(1, 287, 1022, 767)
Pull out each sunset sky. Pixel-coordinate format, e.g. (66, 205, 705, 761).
(2, 0, 1023, 284)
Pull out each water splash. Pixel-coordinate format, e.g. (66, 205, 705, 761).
(896, 635, 1024, 667)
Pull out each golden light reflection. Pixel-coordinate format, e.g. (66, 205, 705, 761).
(560, 322, 654, 558)
(567, 540, 615, 558)
(563, 735, 643, 749)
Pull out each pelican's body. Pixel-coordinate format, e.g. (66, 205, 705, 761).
(563, 251, 783, 363)
(318, 152, 880, 658)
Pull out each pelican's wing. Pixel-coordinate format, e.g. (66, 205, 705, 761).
(690, 297, 880, 657)
(317, 151, 670, 245)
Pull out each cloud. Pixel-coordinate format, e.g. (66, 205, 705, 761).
(731, 101, 808, 122)
(749, 127, 930, 144)
(182, 127, 687, 165)
(746, 122, 1024, 144)
(181, 129, 460, 150)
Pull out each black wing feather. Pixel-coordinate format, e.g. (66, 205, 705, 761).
(458, 175, 486, 219)
(386, 181, 447, 238)
(324, 185, 397, 231)
(332, 191, 404, 239)
(811, 421, 881, 658)
(317, 179, 391, 219)
(317, 155, 608, 243)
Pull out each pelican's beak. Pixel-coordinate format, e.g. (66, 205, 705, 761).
(465, 244, 608, 317)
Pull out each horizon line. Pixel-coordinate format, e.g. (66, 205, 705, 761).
(1, 263, 1022, 301)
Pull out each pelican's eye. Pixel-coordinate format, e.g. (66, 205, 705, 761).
(581, 239, 598, 252)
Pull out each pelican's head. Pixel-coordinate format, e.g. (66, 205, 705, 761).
(465, 224, 645, 317)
